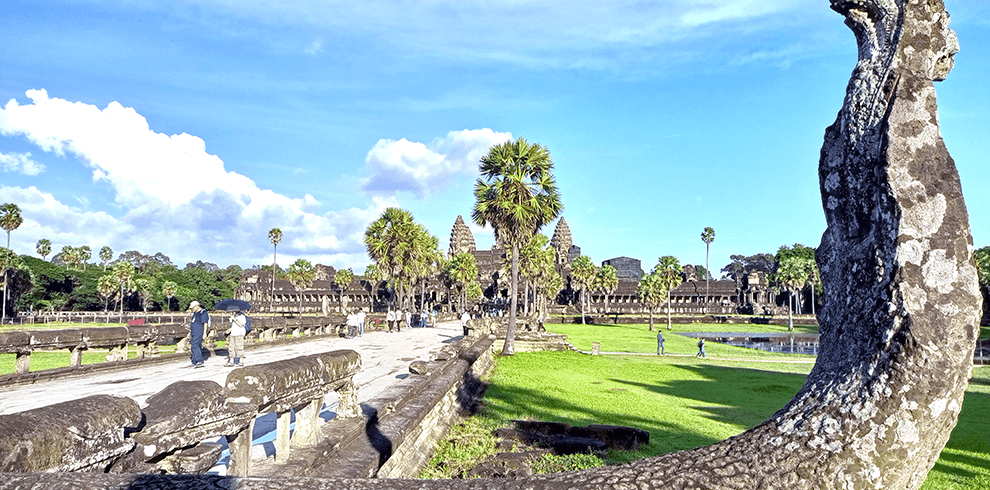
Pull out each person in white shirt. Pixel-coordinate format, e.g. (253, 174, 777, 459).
(460, 310, 471, 336)
(357, 308, 366, 336)
(226, 311, 248, 367)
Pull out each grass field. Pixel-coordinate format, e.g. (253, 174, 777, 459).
(423, 322, 990, 488)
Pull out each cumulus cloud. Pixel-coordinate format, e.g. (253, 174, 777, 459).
(362, 128, 511, 197)
(0, 150, 44, 175)
(0, 90, 398, 268)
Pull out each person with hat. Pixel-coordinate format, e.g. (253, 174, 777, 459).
(188, 300, 210, 368)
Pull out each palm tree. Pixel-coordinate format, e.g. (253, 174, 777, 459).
(655, 256, 683, 330)
(286, 258, 317, 313)
(772, 255, 808, 331)
(0, 248, 25, 320)
(98, 275, 117, 312)
(162, 280, 178, 311)
(444, 252, 478, 312)
(0, 203, 23, 320)
(36, 239, 51, 261)
(78, 245, 92, 270)
(334, 268, 354, 311)
(111, 260, 135, 314)
(637, 270, 666, 331)
(596, 264, 619, 316)
(0, 203, 23, 249)
(100, 246, 113, 271)
(701, 227, 715, 311)
(570, 255, 597, 324)
(364, 208, 437, 311)
(268, 228, 282, 311)
(472, 137, 562, 355)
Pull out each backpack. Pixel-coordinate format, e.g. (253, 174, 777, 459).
(243, 315, 252, 334)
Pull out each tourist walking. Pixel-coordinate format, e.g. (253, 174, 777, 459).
(187, 300, 209, 368)
(697, 338, 707, 358)
(386, 308, 396, 332)
(357, 308, 366, 336)
(346, 309, 358, 338)
(460, 310, 471, 337)
(226, 311, 248, 366)
(657, 331, 665, 355)
(404, 309, 411, 331)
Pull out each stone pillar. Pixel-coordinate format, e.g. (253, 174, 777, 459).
(275, 411, 292, 463)
(14, 351, 30, 374)
(226, 418, 255, 477)
(291, 398, 322, 447)
(135, 342, 146, 359)
(70, 346, 84, 367)
(336, 378, 360, 419)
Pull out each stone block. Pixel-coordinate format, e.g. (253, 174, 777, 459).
(132, 380, 255, 458)
(27, 328, 82, 349)
(79, 327, 129, 348)
(409, 360, 429, 375)
(0, 331, 30, 354)
(157, 443, 223, 474)
(224, 349, 361, 415)
(0, 394, 141, 472)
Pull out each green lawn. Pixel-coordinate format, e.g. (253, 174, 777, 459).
(0, 344, 183, 374)
(458, 323, 990, 488)
(549, 322, 818, 361)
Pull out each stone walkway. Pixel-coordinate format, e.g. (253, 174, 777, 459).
(0, 320, 465, 416)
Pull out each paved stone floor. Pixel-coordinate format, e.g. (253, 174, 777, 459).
(0, 320, 465, 415)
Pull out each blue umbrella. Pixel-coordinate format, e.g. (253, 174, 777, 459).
(214, 299, 252, 312)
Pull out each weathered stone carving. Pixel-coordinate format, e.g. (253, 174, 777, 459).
(0, 395, 140, 472)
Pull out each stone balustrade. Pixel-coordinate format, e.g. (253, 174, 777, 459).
(0, 315, 347, 376)
(0, 349, 361, 477)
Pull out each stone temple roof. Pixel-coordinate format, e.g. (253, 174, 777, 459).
(449, 215, 476, 257)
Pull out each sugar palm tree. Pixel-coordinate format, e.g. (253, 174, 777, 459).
(0, 248, 25, 320)
(36, 239, 51, 261)
(596, 264, 619, 315)
(268, 228, 282, 311)
(0, 203, 22, 249)
(637, 269, 667, 331)
(656, 255, 683, 330)
(100, 246, 113, 271)
(286, 258, 317, 313)
(98, 274, 117, 312)
(472, 137, 562, 355)
(162, 280, 178, 312)
(365, 208, 417, 309)
(111, 260, 135, 314)
(570, 255, 597, 324)
(0, 203, 23, 319)
(333, 268, 354, 311)
(701, 227, 715, 310)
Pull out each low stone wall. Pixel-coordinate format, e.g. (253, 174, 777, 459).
(248, 335, 496, 480)
(0, 314, 347, 377)
(0, 349, 361, 477)
(468, 317, 577, 353)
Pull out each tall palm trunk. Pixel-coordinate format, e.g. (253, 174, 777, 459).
(502, 243, 520, 356)
(666, 293, 672, 330)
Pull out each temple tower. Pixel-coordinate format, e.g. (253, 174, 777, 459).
(448, 215, 476, 257)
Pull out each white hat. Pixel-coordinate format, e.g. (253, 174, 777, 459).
(189, 300, 202, 309)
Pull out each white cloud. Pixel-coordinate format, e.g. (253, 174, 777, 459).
(305, 38, 323, 55)
(362, 128, 511, 197)
(0, 150, 44, 175)
(0, 90, 400, 269)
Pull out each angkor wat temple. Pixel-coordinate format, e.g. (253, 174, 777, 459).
(235, 216, 798, 316)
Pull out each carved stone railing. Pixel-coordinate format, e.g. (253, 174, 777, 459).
(0, 350, 360, 476)
(0, 315, 347, 376)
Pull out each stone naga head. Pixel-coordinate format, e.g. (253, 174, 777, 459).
(830, 0, 958, 81)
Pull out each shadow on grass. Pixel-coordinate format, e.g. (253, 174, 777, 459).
(483, 358, 807, 459)
(612, 364, 806, 430)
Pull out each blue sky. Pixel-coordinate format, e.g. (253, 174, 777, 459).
(1, 0, 988, 275)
